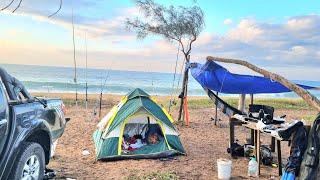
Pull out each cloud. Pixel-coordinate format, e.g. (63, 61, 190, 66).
(194, 15, 320, 68)
(1, 2, 319, 80)
(291, 46, 308, 56)
(223, 18, 233, 25)
(0, 0, 136, 40)
(227, 19, 263, 43)
(187, 15, 320, 80)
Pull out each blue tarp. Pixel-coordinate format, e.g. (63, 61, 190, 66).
(190, 61, 316, 94)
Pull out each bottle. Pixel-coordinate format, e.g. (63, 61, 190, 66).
(248, 157, 258, 177)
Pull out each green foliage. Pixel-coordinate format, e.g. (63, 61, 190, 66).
(126, 0, 205, 57)
(303, 114, 317, 122)
(166, 97, 312, 110)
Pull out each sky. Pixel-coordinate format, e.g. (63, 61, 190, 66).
(0, 0, 319, 80)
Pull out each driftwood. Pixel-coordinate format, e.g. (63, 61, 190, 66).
(206, 56, 320, 112)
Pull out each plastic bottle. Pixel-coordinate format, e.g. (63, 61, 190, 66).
(248, 157, 258, 177)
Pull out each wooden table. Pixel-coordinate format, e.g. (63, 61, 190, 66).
(229, 114, 287, 176)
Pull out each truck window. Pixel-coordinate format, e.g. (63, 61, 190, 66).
(0, 85, 6, 113)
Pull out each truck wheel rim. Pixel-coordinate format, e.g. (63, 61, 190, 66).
(21, 155, 40, 180)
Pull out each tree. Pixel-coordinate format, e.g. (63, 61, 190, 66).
(126, 0, 205, 122)
(1, 0, 63, 17)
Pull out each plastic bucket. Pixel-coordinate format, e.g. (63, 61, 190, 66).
(217, 159, 232, 179)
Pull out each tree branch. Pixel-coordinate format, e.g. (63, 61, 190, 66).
(48, 0, 63, 18)
(186, 33, 197, 56)
(12, 0, 22, 13)
(1, 0, 15, 11)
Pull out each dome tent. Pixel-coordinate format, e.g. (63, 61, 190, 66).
(93, 88, 185, 160)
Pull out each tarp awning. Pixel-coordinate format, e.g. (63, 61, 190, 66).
(190, 61, 317, 94)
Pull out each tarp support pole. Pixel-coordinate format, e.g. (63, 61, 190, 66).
(238, 94, 246, 112)
(250, 94, 254, 145)
(214, 92, 219, 125)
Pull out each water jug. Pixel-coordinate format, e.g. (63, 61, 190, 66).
(248, 157, 258, 177)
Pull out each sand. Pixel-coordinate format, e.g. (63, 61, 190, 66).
(42, 93, 317, 180)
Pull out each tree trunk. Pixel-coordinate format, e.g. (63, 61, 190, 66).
(207, 56, 320, 112)
(178, 55, 190, 122)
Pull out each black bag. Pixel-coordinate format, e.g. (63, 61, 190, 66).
(299, 114, 320, 179)
(261, 146, 273, 166)
(283, 125, 308, 176)
(227, 141, 244, 157)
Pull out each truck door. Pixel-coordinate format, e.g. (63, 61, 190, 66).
(0, 82, 9, 156)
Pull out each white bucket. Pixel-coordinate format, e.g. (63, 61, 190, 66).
(217, 159, 232, 180)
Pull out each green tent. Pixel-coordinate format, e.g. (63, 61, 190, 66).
(93, 88, 185, 160)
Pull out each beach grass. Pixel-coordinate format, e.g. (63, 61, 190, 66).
(165, 97, 312, 111)
(126, 171, 179, 180)
(33, 92, 312, 111)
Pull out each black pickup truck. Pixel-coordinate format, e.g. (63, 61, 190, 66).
(0, 67, 67, 180)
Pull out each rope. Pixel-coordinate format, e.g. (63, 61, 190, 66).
(176, 57, 186, 93)
(219, 69, 228, 93)
(270, 74, 276, 83)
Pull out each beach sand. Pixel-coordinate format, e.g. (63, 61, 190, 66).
(37, 93, 317, 179)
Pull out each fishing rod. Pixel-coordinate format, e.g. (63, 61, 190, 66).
(98, 69, 111, 117)
(85, 32, 88, 110)
(168, 43, 181, 113)
(90, 63, 112, 121)
(71, 7, 78, 106)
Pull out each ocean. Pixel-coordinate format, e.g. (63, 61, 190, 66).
(1, 64, 319, 98)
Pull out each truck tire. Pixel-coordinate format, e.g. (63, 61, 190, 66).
(9, 142, 45, 180)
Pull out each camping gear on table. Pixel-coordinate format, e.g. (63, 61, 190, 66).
(248, 157, 258, 177)
(93, 88, 185, 160)
(249, 104, 274, 124)
(298, 113, 320, 179)
(217, 159, 232, 180)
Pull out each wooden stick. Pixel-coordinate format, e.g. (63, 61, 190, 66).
(207, 56, 320, 112)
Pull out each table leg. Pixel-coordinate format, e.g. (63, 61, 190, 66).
(254, 130, 257, 159)
(251, 129, 255, 145)
(277, 140, 282, 176)
(271, 137, 276, 152)
(229, 119, 235, 156)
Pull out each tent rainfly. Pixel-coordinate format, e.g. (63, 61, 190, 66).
(190, 61, 317, 94)
(93, 88, 185, 160)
